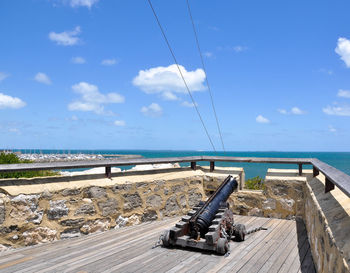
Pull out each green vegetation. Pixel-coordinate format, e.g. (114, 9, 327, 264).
(0, 152, 58, 179)
(245, 176, 265, 190)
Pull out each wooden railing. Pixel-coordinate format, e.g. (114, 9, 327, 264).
(0, 156, 349, 198)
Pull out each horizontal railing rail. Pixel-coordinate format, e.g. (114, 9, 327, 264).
(0, 156, 348, 198)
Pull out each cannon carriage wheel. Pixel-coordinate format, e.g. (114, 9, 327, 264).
(234, 224, 246, 242)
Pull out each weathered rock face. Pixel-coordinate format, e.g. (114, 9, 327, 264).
(9, 194, 43, 224)
(81, 219, 111, 234)
(0, 199, 5, 225)
(146, 194, 162, 208)
(47, 200, 69, 220)
(75, 203, 96, 216)
(85, 187, 107, 199)
(60, 228, 81, 239)
(141, 210, 158, 222)
(123, 193, 142, 211)
(61, 188, 80, 196)
(98, 199, 118, 216)
(162, 196, 180, 216)
(22, 227, 57, 246)
(60, 218, 85, 228)
(188, 189, 202, 207)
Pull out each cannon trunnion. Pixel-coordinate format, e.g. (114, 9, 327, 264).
(162, 175, 247, 255)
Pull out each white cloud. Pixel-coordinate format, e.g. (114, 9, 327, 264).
(338, 89, 350, 98)
(256, 115, 270, 124)
(101, 59, 117, 66)
(203, 52, 213, 58)
(162, 91, 178, 101)
(68, 82, 125, 114)
(218, 45, 248, 53)
(335, 37, 350, 67)
(71, 56, 86, 64)
(277, 109, 287, 115)
(291, 107, 305, 115)
(0, 72, 9, 82)
(34, 72, 52, 85)
(181, 101, 198, 108)
(329, 125, 337, 133)
(277, 107, 306, 115)
(133, 64, 206, 100)
(0, 93, 26, 109)
(49, 26, 81, 46)
(323, 105, 350, 116)
(68, 0, 99, 8)
(141, 103, 162, 117)
(114, 120, 125, 126)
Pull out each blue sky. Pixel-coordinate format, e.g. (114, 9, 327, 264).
(0, 0, 350, 151)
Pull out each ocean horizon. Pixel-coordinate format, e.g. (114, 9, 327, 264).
(8, 149, 350, 179)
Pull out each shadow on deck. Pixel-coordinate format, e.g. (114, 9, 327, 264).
(0, 215, 315, 273)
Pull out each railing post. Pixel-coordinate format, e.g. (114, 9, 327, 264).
(298, 164, 303, 176)
(190, 161, 196, 170)
(105, 166, 111, 179)
(325, 177, 335, 193)
(210, 161, 215, 172)
(313, 166, 319, 177)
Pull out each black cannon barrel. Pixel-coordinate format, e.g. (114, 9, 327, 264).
(196, 175, 238, 234)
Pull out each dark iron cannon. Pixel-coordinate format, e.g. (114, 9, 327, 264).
(161, 175, 247, 254)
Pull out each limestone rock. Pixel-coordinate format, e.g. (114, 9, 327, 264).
(142, 210, 158, 222)
(179, 195, 187, 209)
(60, 228, 81, 239)
(146, 194, 162, 208)
(60, 218, 85, 227)
(153, 180, 165, 192)
(123, 193, 142, 211)
(171, 184, 185, 193)
(42, 190, 53, 199)
(85, 187, 107, 199)
(0, 244, 9, 252)
(75, 204, 96, 216)
(0, 199, 5, 225)
(113, 184, 133, 192)
(248, 208, 263, 217)
(115, 215, 128, 228)
(127, 214, 140, 226)
(98, 199, 118, 216)
(279, 198, 295, 212)
(47, 200, 69, 220)
(188, 189, 203, 207)
(80, 219, 110, 234)
(61, 188, 80, 196)
(163, 196, 180, 216)
(190, 179, 202, 185)
(115, 214, 140, 227)
(10, 194, 43, 224)
(22, 227, 57, 246)
(262, 198, 276, 210)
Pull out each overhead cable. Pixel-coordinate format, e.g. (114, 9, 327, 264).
(186, 0, 226, 152)
(147, 0, 216, 152)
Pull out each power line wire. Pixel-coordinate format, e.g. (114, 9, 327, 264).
(186, 0, 226, 152)
(147, 0, 216, 152)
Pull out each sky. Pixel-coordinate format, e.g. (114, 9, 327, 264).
(0, 0, 350, 151)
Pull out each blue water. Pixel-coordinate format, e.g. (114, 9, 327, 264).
(12, 150, 350, 179)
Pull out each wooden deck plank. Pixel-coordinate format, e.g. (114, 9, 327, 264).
(0, 215, 315, 273)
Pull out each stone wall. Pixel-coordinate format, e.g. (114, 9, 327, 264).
(0, 167, 243, 250)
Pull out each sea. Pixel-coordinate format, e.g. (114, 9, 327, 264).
(12, 150, 350, 179)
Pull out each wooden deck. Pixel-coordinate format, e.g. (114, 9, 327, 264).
(0, 215, 315, 273)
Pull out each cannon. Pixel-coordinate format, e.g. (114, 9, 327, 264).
(161, 175, 247, 255)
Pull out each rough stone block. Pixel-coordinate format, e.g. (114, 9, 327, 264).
(22, 227, 57, 246)
(60, 218, 85, 227)
(60, 228, 81, 239)
(163, 196, 180, 216)
(146, 194, 162, 208)
(85, 187, 107, 199)
(0, 200, 5, 225)
(141, 210, 158, 222)
(98, 199, 119, 216)
(123, 193, 142, 211)
(75, 204, 96, 216)
(188, 189, 203, 207)
(47, 200, 69, 220)
(61, 188, 80, 196)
